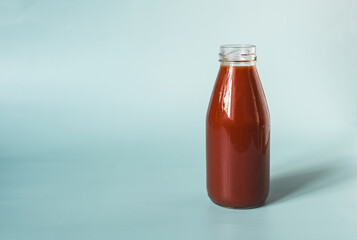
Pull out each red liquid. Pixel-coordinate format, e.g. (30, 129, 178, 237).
(206, 64, 270, 208)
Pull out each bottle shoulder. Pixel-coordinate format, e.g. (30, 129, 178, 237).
(207, 66, 269, 126)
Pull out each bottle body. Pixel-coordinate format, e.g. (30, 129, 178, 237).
(206, 48, 270, 208)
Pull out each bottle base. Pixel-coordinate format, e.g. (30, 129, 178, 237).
(209, 195, 266, 209)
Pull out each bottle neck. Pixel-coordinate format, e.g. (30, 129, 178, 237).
(219, 44, 257, 67)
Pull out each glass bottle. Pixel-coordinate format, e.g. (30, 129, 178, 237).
(206, 44, 270, 208)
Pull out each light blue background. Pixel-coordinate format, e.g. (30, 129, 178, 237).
(1, 0, 357, 239)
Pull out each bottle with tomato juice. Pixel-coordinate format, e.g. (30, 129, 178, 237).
(206, 44, 270, 208)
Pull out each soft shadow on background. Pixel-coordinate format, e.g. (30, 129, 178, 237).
(266, 156, 355, 205)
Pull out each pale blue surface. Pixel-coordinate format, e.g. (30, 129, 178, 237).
(1, 0, 357, 239)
